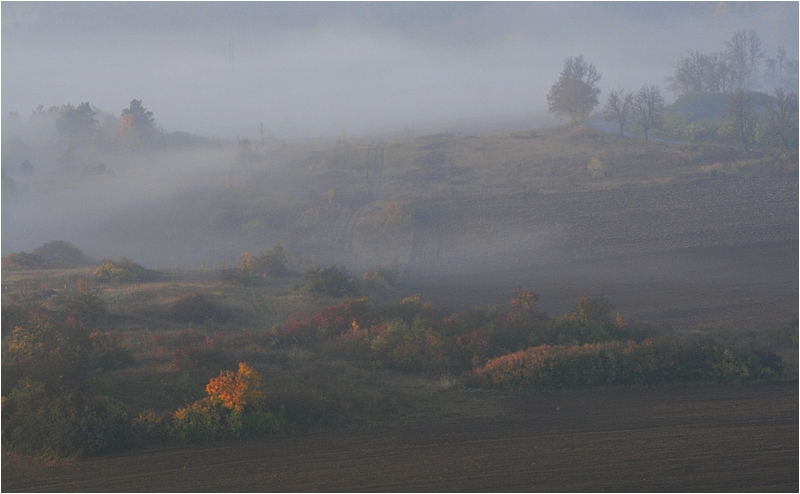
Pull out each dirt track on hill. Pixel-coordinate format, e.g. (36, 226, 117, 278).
(4, 381, 797, 492)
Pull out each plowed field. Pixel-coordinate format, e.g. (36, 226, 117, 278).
(4, 381, 796, 492)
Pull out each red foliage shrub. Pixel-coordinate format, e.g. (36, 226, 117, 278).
(276, 299, 378, 346)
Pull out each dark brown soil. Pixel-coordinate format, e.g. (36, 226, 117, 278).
(4, 381, 796, 492)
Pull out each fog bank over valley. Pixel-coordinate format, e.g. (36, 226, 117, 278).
(2, 2, 797, 276)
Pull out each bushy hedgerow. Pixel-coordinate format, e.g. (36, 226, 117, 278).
(278, 292, 547, 374)
(474, 337, 785, 390)
(273, 290, 785, 385)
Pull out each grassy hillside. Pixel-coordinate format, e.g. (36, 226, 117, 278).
(2, 124, 796, 460)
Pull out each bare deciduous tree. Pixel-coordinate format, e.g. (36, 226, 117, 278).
(764, 46, 799, 93)
(760, 88, 799, 154)
(726, 29, 764, 91)
(602, 89, 633, 135)
(631, 85, 664, 141)
(724, 89, 757, 153)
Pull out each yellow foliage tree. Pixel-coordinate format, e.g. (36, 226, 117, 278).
(205, 363, 265, 412)
(237, 252, 258, 273)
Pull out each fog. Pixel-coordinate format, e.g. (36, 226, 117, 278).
(3, 2, 797, 138)
(2, 2, 798, 270)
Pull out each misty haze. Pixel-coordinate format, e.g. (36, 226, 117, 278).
(2, 2, 798, 491)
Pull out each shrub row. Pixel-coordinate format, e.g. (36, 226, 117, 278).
(474, 337, 785, 390)
(270, 292, 785, 387)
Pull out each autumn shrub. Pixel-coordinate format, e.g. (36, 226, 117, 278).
(171, 347, 238, 402)
(93, 257, 155, 282)
(475, 339, 680, 390)
(475, 336, 785, 390)
(273, 299, 377, 347)
(171, 363, 283, 442)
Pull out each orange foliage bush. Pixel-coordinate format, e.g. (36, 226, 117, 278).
(205, 363, 265, 412)
(475, 340, 657, 389)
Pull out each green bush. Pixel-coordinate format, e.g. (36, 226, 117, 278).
(1, 300, 138, 458)
(2, 387, 134, 458)
(171, 400, 283, 442)
(303, 265, 360, 297)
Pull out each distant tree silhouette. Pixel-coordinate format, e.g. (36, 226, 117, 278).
(120, 99, 157, 143)
(547, 55, 602, 124)
(56, 102, 97, 141)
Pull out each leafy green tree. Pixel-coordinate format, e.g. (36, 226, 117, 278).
(547, 55, 602, 124)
